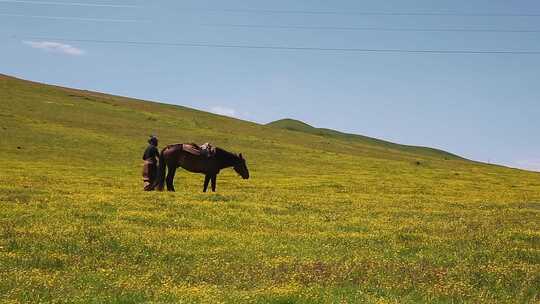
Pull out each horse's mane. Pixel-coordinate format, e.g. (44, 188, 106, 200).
(215, 147, 239, 165)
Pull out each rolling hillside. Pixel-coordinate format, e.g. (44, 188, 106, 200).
(1, 74, 539, 303)
(267, 118, 462, 160)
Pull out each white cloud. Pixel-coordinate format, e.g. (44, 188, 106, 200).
(209, 106, 238, 118)
(23, 40, 85, 56)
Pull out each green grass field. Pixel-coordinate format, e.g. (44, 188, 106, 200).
(1, 74, 539, 303)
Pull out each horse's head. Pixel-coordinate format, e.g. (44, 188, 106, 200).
(233, 153, 250, 179)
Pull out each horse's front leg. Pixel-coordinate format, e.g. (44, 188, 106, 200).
(203, 175, 211, 192)
(211, 174, 217, 192)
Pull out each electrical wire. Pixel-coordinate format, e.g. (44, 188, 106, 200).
(12, 35, 540, 55)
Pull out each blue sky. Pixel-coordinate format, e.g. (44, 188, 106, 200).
(1, 0, 539, 171)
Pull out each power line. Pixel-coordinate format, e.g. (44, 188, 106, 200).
(3, 13, 538, 31)
(0, 14, 540, 33)
(0, 13, 144, 22)
(3, 14, 538, 32)
(0, 0, 138, 8)
(205, 23, 540, 34)
(2, 12, 538, 31)
(2, 13, 538, 33)
(185, 8, 540, 17)
(1, 2, 537, 17)
(13, 36, 540, 55)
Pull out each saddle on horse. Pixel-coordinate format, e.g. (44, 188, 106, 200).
(182, 143, 216, 158)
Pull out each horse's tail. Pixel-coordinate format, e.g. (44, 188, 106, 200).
(155, 147, 167, 191)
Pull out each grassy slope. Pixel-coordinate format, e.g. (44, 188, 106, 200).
(0, 74, 539, 303)
(267, 118, 462, 160)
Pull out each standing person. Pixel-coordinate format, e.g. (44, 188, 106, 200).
(142, 135, 159, 191)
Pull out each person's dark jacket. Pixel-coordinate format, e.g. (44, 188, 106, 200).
(142, 145, 159, 161)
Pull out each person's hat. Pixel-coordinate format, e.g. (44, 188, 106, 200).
(148, 135, 158, 144)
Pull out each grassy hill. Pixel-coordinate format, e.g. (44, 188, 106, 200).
(267, 118, 462, 160)
(1, 74, 539, 303)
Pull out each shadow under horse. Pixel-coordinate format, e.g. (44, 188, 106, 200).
(154, 143, 249, 192)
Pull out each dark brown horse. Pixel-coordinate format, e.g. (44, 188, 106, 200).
(154, 143, 249, 192)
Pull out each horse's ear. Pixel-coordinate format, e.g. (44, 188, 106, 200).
(239, 153, 243, 159)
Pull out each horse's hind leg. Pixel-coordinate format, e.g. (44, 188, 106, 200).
(166, 166, 177, 192)
(211, 175, 217, 192)
(203, 175, 211, 192)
